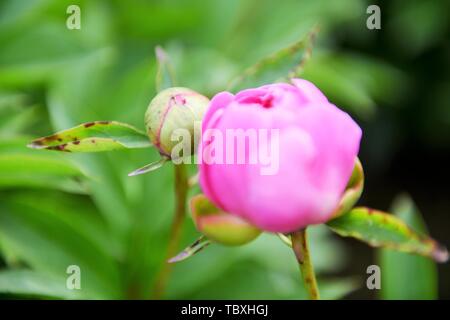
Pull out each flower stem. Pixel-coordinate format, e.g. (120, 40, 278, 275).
(291, 228, 320, 300)
(152, 163, 188, 299)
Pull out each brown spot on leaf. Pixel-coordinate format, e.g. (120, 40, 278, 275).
(40, 134, 61, 143)
(73, 141, 81, 145)
(84, 122, 96, 128)
(46, 144, 71, 152)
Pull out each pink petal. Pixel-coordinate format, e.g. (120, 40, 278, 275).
(291, 78, 328, 103)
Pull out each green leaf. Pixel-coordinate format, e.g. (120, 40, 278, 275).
(301, 51, 407, 119)
(0, 138, 88, 193)
(227, 26, 318, 91)
(0, 153, 81, 176)
(0, 91, 39, 136)
(0, 105, 39, 137)
(378, 194, 438, 299)
(28, 121, 151, 152)
(302, 55, 375, 119)
(0, 202, 120, 299)
(319, 277, 361, 300)
(327, 207, 448, 263)
(0, 270, 83, 299)
(5, 190, 119, 261)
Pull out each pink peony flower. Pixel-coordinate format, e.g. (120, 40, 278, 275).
(198, 79, 362, 233)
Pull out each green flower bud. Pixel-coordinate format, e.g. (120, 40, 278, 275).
(330, 157, 364, 219)
(145, 87, 209, 157)
(190, 194, 261, 246)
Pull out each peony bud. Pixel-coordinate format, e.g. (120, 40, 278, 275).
(198, 79, 362, 233)
(145, 87, 209, 158)
(190, 194, 261, 246)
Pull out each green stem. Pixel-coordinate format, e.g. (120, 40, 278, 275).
(152, 163, 188, 299)
(291, 228, 320, 300)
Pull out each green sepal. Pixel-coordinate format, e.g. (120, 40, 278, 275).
(190, 194, 261, 246)
(168, 236, 211, 264)
(331, 157, 364, 219)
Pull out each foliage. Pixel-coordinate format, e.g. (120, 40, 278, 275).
(378, 195, 438, 299)
(0, 0, 447, 299)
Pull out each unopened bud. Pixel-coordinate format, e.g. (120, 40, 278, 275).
(145, 87, 209, 157)
(190, 194, 261, 246)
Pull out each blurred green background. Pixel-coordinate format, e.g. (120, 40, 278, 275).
(0, 0, 449, 299)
